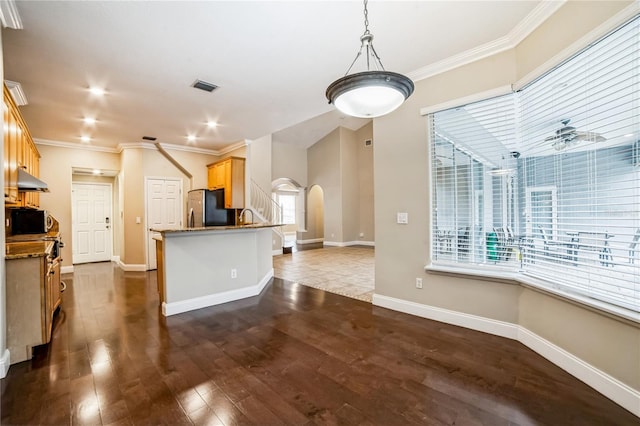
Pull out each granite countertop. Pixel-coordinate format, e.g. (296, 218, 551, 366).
(151, 223, 281, 234)
(6, 240, 54, 260)
(6, 231, 60, 243)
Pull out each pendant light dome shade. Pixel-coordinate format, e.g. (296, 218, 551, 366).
(326, 71, 414, 118)
(326, 0, 414, 118)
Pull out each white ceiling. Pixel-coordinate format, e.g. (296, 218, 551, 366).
(2, 1, 545, 152)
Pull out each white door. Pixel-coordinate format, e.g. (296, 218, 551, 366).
(72, 183, 112, 264)
(146, 178, 182, 270)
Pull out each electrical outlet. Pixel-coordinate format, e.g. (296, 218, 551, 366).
(231, 269, 237, 279)
(359, 232, 364, 238)
(416, 278, 423, 289)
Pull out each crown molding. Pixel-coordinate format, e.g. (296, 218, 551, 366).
(4, 80, 27, 106)
(408, 0, 566, 82)
(34, 137, 236, 157)
(34, 138, 119, 154)
(217, 140, 248, 156)
(117, 142, 158, 152)
(0, 0, 22, 29)
(157, 142, 219, 156)
(514, 0, 640, 91)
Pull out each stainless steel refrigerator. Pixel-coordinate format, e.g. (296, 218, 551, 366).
(187, 189, 235, 227)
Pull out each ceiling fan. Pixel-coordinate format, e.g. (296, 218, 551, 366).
(546, 119, 606, 151)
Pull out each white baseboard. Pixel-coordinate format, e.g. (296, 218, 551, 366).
(517, 327, 640, 417)
(272, 249, 282, 256)
(297, 238, 323, 245)
(117, 260, 148, 272)
(162, 268, 274, 317)
(111, 255, 120, 263)
(0, 349, 10, 378)
(324, 240, 375, 248)
(372, 294, 518, 339)
(372, 294, 640, 417)
(60, 265, 74, 274)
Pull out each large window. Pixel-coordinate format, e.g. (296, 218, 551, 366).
(430, 17, 639, 313)
(277, 193, 296, 225)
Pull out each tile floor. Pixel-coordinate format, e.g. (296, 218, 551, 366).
(273, 245, 374, 302)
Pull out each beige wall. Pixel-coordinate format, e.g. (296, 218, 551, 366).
(249, 135, 272, 196)
(356, 122, 374, 242)
(272, 141, 308, 188)
(374, 1, 638, 391)
(120, 148, 144, 265)
(340, 127, 359, 242)
(307, 128, 342, 242)
(37, 144, 120, 268)
(515, 1, 632, 80)
(306, 125, 375, 244)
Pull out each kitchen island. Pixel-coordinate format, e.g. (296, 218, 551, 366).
(152, 224, 277, 316)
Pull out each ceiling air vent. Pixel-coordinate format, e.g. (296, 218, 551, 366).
(192, 80, 218, 93)
(142, 136, 157, 141)
(364, 139, 372, 147)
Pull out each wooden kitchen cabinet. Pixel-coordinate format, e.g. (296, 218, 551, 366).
(6, 253, 61, 364)
(207, 156, 245, 209)
(3, 83, 41, 207)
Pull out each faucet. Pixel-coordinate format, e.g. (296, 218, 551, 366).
(239, 208, 254, 225)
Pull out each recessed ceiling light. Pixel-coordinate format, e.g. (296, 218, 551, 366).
(187, 135, 196, 142)
(83, 117, 96, 125)
(92, 169, 102, 175)
(89, 87, 105, 96)
(81, 135, 91, 142)
(207, 121, 218, 128)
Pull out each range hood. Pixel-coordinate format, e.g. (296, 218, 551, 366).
(17, 168, 49, 192)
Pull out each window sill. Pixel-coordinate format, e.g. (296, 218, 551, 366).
(425, 263, 640, 326)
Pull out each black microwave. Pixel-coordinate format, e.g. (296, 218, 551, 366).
(10, 208, 51, 235)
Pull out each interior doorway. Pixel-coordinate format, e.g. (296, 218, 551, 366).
(145, 177, 182, 270)
(71, 182, 113, 264)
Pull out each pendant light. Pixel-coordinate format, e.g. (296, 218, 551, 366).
(326, 0, 414, 118)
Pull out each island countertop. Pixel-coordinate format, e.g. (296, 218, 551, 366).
(151, 223, 281, 234)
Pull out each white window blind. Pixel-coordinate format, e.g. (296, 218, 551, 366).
(431, 94, 518, 266)
(278, 194, 296, 225)
(430, 16, 639, 312)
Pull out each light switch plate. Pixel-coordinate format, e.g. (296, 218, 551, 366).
(397, 212, 408, 224)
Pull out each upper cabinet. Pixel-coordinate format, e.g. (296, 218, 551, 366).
(207, 157, 245, 209)
(4, 84, 41, 207)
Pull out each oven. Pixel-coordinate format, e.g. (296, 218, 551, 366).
(46, 237, 65, 294)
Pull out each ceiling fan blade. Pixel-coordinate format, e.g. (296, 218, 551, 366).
(575, 131, 606, 142)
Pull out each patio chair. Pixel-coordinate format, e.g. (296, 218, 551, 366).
(536, 225, 573, 262)
(630, 229, 640, 264)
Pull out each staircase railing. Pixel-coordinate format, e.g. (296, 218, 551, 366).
(249, 179, 284, 241)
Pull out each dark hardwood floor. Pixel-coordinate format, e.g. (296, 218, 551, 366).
(1, 262, 637, 425)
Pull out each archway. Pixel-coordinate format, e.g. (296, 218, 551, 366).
(304, 184, 324, 245)
(271, 177, 306, 250)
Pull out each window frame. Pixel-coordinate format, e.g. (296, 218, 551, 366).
(425, 15, 640, 322)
